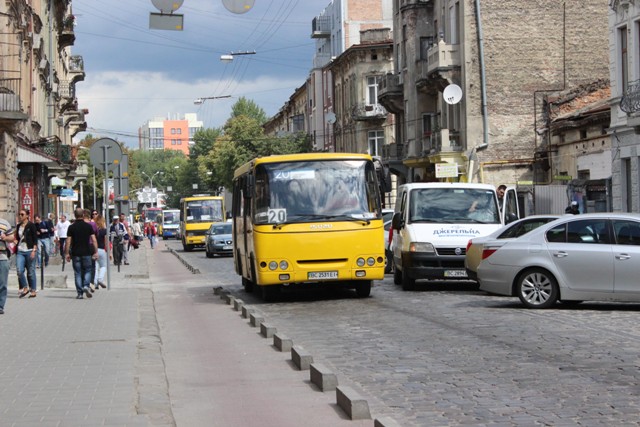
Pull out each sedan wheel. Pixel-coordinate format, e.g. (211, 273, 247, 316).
(516, 268, 559, 309)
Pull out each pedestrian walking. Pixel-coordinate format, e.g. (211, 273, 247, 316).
(110, 216, 127, 266)
(55, 213, 70, 256)
(145, 220, 157, 249)
(0, 216, 15, 314)
(131, 219, 143, 248)
(35, 214, 53, 268)
(65, 208, 99, 299)
(85, 209, 99, 291)
(119, 213, 131, 265)
(48, 213, 57, 256)
(93, 214, 109, 290)
(15, 209, 38, 298)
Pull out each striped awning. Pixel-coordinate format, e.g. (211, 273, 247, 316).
(17, 144, 58, 166)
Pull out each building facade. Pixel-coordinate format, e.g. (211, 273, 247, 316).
(138, 113, 203, 155)
(309, 0, 393, 151)
(1, 0, 86, 222)
(610, 0, 640, 212)
(378, 0, 609, 189)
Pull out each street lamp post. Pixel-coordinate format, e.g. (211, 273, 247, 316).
(220, 50, 256, 63)
(141, 171, 163, 206)
(194, 95, 231, 105)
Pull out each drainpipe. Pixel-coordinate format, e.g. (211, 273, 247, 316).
(474, 0, 488, 151)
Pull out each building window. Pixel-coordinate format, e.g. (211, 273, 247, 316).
(367, 76, 381, 105)
(171, 140, 176, 145)
(368, 130, 384, 156)
(580, 129, 587, 140)
(620, 26, 628, 94)
(171, 128, 176, 135)
(623, 158, 632, 211)
(292, 114, 304, 132)
(177, 128, 182, 135)
(420, 37, 434, 60)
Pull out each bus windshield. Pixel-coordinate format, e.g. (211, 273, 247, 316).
(163, 211, 178, 224)
(409, 188, 500, 224)
(254, 159, 380, 224)
(186, 199, 223, 223)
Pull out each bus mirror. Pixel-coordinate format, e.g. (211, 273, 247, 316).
(245, 175, 254, 199)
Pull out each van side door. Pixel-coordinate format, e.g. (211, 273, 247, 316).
(502, 186, 520, 224)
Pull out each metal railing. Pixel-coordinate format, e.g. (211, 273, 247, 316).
(0, 78, 22, 112)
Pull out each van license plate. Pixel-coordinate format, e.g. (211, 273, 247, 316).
(444, 270, 467, 278)
(308, 271, 338, 280)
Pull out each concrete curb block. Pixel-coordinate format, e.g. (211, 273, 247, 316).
(273, 333, 292, 352)
(233, 298, 244, 311)
(291, 345, 313, 370)
(220, 292, 231, 304)
(374, 416, 403, 427)
(336, 386, 371, 420)
(241, 305, 255, 319)
(227, 295, 235, 306)
(167, 247, 200, 274)
(310, 363, 338, 391)
(9, 274, 68, 289)
(249, 312, 264, 327)
(260, 322, 276, 338)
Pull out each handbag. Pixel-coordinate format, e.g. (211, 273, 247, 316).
(7, 241, 17, 254)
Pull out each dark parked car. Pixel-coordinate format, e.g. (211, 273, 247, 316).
(205, 222, 233, 258)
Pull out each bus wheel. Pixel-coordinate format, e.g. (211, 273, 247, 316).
(260, 285, 279, 302)
(242, 277, 253, 293)
(355, 281, 371, 298)
(183, 241, 193, 252)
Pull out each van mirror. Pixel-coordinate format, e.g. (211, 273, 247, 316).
(391, 212, 404, 230)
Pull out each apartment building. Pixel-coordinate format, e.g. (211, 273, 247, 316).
(0, 0, 86, 220)
(379, 0, 609, 188)
(610, 0, 640, 212)
(309, 0, 393, 151)
(328, 28, 394, 155)
(263, 84, 308, 137)
(138, 113, 203, 155)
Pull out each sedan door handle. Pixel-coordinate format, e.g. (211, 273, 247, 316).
(553, 251, 568, 258)
(616, 253, 631, 260)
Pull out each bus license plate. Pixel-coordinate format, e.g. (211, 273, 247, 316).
(308, 271, 338, 280)
(444, 270, 467, 278)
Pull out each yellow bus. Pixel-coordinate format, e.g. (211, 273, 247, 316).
(179, 195, 225, 251)
(232, 153, 387, 300)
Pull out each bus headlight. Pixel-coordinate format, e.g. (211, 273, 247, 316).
(410, 242, 435, 253)
(366, 257, 375, 266)
(268, 261, 278, 271)
(357, 257, 365, 267)
(279, 260, 288, 270)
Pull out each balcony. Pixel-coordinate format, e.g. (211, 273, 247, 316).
(64, 109, 88, 137)
(42, 141, 73, 165)
(59, 14, 76, 48)
(68, 55, 85, 83)
(382, 143, 406, 161)
(422, 40, 460, 83)
(430, 129, 463, 153)
(351, 103, 387, 121)
(378, 73, 404, 114)
(620, 79, 640, 114)
(311, 15, 330, 38)
(0, 78, 28, 122)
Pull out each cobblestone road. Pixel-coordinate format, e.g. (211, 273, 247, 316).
(172, 241, 640, 427)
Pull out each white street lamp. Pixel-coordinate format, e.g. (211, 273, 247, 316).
(194, 95, 231, 105)
(219, 50, 256, 63)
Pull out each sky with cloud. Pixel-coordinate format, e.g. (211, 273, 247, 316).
(72, 0, 330, 148)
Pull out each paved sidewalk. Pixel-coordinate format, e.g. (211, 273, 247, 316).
(0, 243, 376, 427)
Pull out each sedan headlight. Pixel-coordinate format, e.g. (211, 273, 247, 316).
(409, 242, 435, 253)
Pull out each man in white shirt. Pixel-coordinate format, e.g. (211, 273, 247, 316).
(55, 214, 70, 257)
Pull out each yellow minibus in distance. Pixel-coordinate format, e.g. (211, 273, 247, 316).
(232, 153, 386, 300)
(179, 195, 224, 251)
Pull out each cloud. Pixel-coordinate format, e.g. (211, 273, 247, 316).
(75, 70, 304, 148)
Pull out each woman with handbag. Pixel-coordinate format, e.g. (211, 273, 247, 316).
(15, 209, 38, 298)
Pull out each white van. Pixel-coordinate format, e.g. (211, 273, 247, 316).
(391, 182, 519, 290)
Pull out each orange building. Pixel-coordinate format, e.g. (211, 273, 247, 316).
(139, 113, 203, 154)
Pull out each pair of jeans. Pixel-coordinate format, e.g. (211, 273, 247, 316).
(37, 238, 50, 267)
(72, 255, 93, 295)
(94, 248, 107, 285)
(0, 259, 9, 309)
(16, 250, 36, 291)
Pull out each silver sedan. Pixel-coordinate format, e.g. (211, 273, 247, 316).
(477, 213, 640, 308)
(465, 215, 560, 281)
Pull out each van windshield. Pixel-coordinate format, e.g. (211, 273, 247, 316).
(409, 188, 500, 224)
